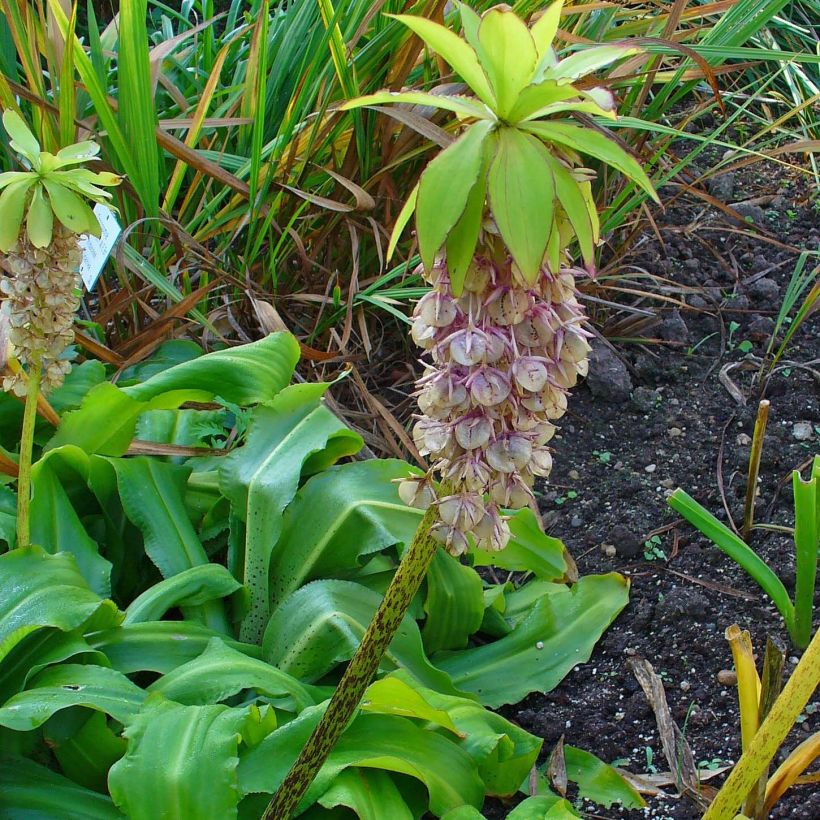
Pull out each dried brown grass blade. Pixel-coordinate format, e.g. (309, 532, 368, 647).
(628, 657, 704, 806)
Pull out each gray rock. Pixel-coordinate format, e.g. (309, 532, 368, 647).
(687, 294, 709, 309)
(609, 524, 643, 558)
(708, 172, 735, 202)
(631, 386, 661, 414)
(731, 202, 766, 226)
(793, 421, 814, 441)
(748, 277, 780, 302)
(659, 309, 689, 344)
(747, 314, 775, 339)
(655, 588, 710, 623)
(586, 344, 633, 403)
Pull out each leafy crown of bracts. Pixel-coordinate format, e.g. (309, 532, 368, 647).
(342, 0, 658, 292)
(0, 109, 121, 253)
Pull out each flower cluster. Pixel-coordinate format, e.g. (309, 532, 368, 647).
(1, 224, 82, 395)
(400, 234, 592, 555)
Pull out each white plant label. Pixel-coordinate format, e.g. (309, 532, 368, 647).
(78, 204, 122, 291)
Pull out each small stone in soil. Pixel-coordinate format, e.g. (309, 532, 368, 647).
(669, 427, 683, 437)
(659, 309, 690, 344)
(570, 515, 583, 528)
(608, 523, 643, 558)
(737, 432, 752, 446)
(792, 421, 813, 441)
(708, 171, 735, 202)
(586, 343, 633, 403)
(717, 669, 738, 686)
(731, 201, 766, 225)
(748, 276, 780, 302)
(645, 463, 657, 473)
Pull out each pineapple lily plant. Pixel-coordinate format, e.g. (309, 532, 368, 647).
(0, 110, 120, 547)
(268, 3, 657, 816)
(347, 0, 658, 555)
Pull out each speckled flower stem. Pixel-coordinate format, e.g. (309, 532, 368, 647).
(262, 497, 442, 819)
(17, 357, 41, 548)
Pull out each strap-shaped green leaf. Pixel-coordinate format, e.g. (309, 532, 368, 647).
(522, 120, 659, 201)
(0, 756, 123, 818)
(42, 178, 101, 236)
(0, 177, 35, 252)
(445, 155, 488, 296)
(541, 45, 641, 84)
(507, 82, 579, 124)
(387, 182, 417, 261)
(546, 154, 595, 267)
(390, 14, 495, 108)
(89, 621, 261, 675)
(417, 120, 493, 272)
(27, 184, 53, 247)
(318, 768, 415, 820)
(488, 127, 555, 284)
(477, 8, 538, 118)
(340, 89, 491, 120)
(530, 1, 564, 59)
(0, 663, 145, 730)
(109, 696, 249, 820)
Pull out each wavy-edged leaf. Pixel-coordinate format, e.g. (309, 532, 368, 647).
(238, 710, 485, 815)
(122, 332, 300, 404)
(48, 360, 107, 414)
(477, 8, 537, 118)
(318, 768, 415, 820)
(0, 664, 145, 730)
(422, 550, 484, 654)
(268, 459, 422, 608)
(30, 460, 111, 596)
(359, 676, 459, 733)
(546, 154, 595, 267)
(522, 121, 658, 201)
(89, 621, 261, 675)
(416, 120, 493, 272)
(2, 110, 41, 161)
(389, 671, 541, 796)
(471, 507, 567, 580)
(149, 637, 313, 712)
(106, 459, 224, 634)
(390, 14, 495, 108)
(264, 579, 462, 696)
(436, 574, 629, 707)
(124, 565, 242, 624)
(488, 127, 554, 283)
(0, 547, 119, 664)
(219, 382, 362, 643)
(108, 696, 248, 820)
(0, 755, 123, 818)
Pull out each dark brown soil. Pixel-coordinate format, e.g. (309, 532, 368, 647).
(490, 164, 819, 817)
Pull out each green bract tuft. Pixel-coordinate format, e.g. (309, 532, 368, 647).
(0, 110, 121, 252)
